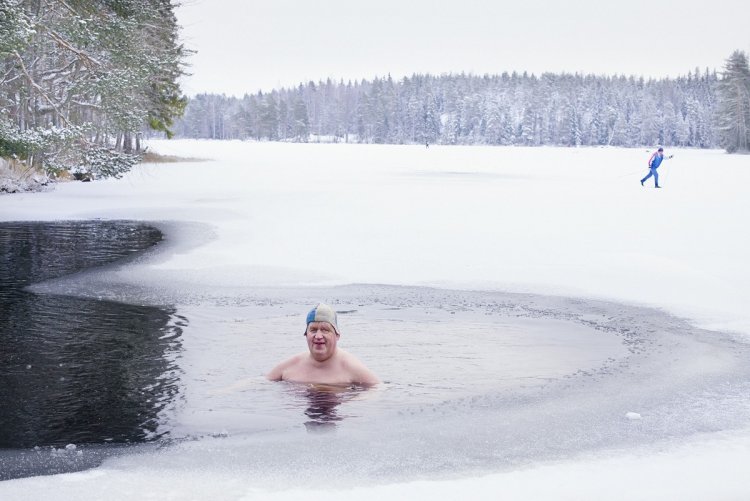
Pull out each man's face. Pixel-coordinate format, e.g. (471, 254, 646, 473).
(306, 321, 339, 362)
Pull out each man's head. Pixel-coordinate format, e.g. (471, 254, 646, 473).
(658, 147, 664, 153)
(305, 303, 340, 362)
(305, 303, 338, 334)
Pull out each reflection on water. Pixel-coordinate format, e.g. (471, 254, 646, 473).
(0, 221, 184, 451)
(295, 384, 366, 432)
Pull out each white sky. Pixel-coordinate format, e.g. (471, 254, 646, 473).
(176, 0, 750, 97)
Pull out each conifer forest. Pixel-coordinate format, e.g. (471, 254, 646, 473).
(175, 69, 724, 149)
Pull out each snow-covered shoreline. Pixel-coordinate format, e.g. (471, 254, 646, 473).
(0, 158, 52, 194)
(2, 140, 749, 499)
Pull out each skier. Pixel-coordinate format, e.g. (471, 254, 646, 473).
(640, 147, 672, 188)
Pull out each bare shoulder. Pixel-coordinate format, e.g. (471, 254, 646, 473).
(266, 352, 307, 381)
(338, 349, 381, 386)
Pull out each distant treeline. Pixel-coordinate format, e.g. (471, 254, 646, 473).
(173, 69, 719, 148)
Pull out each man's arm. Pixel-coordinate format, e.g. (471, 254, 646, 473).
(341, 351, 381, 386)
(266, 354, 303, 381)
(354, 365, 381, 386)
(266, 363, 284, 381)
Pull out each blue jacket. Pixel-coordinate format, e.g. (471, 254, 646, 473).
(649, 152, 664, 169)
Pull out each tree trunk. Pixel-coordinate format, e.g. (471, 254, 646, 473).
(123, 132, 132, 153)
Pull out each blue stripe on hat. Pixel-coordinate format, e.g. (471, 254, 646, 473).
(305, 303, 339, 333)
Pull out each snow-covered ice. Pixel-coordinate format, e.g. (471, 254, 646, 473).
(5, 140, 748, 334)
(1, 140, 750, 499)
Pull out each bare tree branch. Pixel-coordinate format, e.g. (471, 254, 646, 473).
(13, 50, 74, 128)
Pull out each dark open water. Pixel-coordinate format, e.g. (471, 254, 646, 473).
(0, 221, 184, 479)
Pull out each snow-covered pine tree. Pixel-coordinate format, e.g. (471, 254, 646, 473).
(0, 0, 187, 179)
(716, 50, 750, 153)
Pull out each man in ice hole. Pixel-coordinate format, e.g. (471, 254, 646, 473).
(267, 303, 380, 386)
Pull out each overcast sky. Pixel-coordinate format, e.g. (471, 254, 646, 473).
(175, 0, 750, 97)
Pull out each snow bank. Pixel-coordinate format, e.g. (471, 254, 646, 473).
(2, 430, 749, 500)
(0, 158, 51, 193)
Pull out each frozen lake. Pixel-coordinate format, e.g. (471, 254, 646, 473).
(1, 141, 749, 499)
